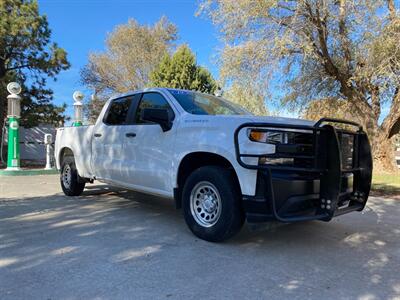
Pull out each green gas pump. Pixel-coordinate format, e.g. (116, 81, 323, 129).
(5, 82, 22, 171)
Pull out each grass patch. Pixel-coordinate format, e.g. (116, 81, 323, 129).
(371, 172, 400, 197)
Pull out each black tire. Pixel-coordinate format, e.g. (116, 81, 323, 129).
(60, 156, 85, 196)
(182, 166, 244, 242)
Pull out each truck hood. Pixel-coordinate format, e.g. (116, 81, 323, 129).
(243, 115, 315, 127)
(181, 113, 316, 128)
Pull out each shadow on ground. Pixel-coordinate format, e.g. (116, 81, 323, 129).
(0, 184, 399, 299)
(371, 183, 400, 199)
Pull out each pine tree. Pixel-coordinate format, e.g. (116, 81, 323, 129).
(150, 44, 217, 94)
(0, 0, 70, 129)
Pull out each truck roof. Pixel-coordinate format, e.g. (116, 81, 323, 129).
(108, 87, 191, 101)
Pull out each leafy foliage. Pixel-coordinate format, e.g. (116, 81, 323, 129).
(303, 98, 357, 122)
(81, 17, 177, 96)
(224, 82, 267, 115)
(149, 44, 217, 94)
(200, 0, 400, 169)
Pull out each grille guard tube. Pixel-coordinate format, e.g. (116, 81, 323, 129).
(234, 118, 373, 223)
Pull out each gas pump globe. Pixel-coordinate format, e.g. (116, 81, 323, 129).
(7, 83, 21, 118)
(72, 91, 84, 127)
(5, 82, 22, 170)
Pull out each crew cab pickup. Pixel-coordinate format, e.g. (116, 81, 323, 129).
(55, 88, 373, 242)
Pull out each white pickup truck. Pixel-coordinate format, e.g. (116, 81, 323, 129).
(55, 88, 373, 242)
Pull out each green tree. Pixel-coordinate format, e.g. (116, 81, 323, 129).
(0, 0, 70, 131)
(200, 0, 400, 170)
(150, 44, 217, 94)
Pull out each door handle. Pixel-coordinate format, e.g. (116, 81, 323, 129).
(94, 133, 102, 138)
(125, 132, 136, 138)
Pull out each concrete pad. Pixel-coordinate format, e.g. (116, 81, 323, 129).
(0, 168, 58, 176)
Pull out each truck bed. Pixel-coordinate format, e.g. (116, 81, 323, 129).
(55, 125, 95, 178)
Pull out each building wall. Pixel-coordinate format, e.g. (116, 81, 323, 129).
(3, 124, 55, 164)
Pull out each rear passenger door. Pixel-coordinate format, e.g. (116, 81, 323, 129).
(91, 95, 139, 182)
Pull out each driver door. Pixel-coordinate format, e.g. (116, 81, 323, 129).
(120, 92, 177, 195)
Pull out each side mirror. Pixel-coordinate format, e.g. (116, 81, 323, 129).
(141, 108, 173, 132)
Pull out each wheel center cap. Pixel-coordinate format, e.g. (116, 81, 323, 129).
(203, 195, 216, 213)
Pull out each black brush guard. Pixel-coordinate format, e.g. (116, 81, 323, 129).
(234, 118, 373, 223)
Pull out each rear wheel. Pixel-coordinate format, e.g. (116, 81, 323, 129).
(182, 166, 244, 242)
(60, 156, 85, 196)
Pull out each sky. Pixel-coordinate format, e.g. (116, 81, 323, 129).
(38, 0, 221, 118)
(37, 0, 390, 123)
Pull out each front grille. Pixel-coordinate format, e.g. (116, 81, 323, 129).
(292, 131, 313, 145)
(338, 133, 355, 170)
(292, 132, 314, 168)
(262, 130, 357, 170)
(260, 131, 314, 168)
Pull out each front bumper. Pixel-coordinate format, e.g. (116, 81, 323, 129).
(234, 118, 373, 223)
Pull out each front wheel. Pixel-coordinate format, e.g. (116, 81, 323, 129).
(182, 166, 244, 242)
(60, 156, 85, 196)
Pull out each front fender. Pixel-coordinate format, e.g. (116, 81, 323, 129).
(173, 145, 258, 196)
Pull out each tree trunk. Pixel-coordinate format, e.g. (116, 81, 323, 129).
(0, 89, 5, 146)
(371, 128, 397, 172)
(352, 95, 398, 172)
(0, 62, 7, 144)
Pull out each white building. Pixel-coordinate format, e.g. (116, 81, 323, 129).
(1, 124, 55, 166)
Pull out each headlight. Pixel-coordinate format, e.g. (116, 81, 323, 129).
(248, 129, 288, 144)
(246, 128, 315, 168)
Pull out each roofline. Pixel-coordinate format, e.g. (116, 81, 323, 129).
(108, 87, 220, 101)
(108, 87, 170, 101)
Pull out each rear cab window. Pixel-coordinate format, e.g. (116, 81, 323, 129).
(103, 95, 139, 125)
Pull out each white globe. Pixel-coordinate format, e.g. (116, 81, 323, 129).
(7, 82, 22, 95)
(73, 91, 84, 102)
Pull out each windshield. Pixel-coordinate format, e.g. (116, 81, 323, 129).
(168, 89, 250, 115)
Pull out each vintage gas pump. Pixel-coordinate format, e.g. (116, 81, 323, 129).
(72, 91, 84, 127)
(5, 82, 22, 170)
(44, 133, 53, 170)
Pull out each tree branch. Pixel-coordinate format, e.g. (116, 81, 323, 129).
(5, 64, 31, 72)
(277, 4, 296, 12)
(381, 87, 400, 138)
(388, 0, 396, 20)
(370, 85, 381, 118)
(338, 0, 352, 72)
(308, 3, 341, 79)
(0, 58, 6, 78)
(303, 0, 374, 118)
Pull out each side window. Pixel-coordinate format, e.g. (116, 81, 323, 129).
(104, 97, 132, 125)
(135, 92, 174, 124)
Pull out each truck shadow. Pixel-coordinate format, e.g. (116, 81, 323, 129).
(0, 185, 399, 299)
